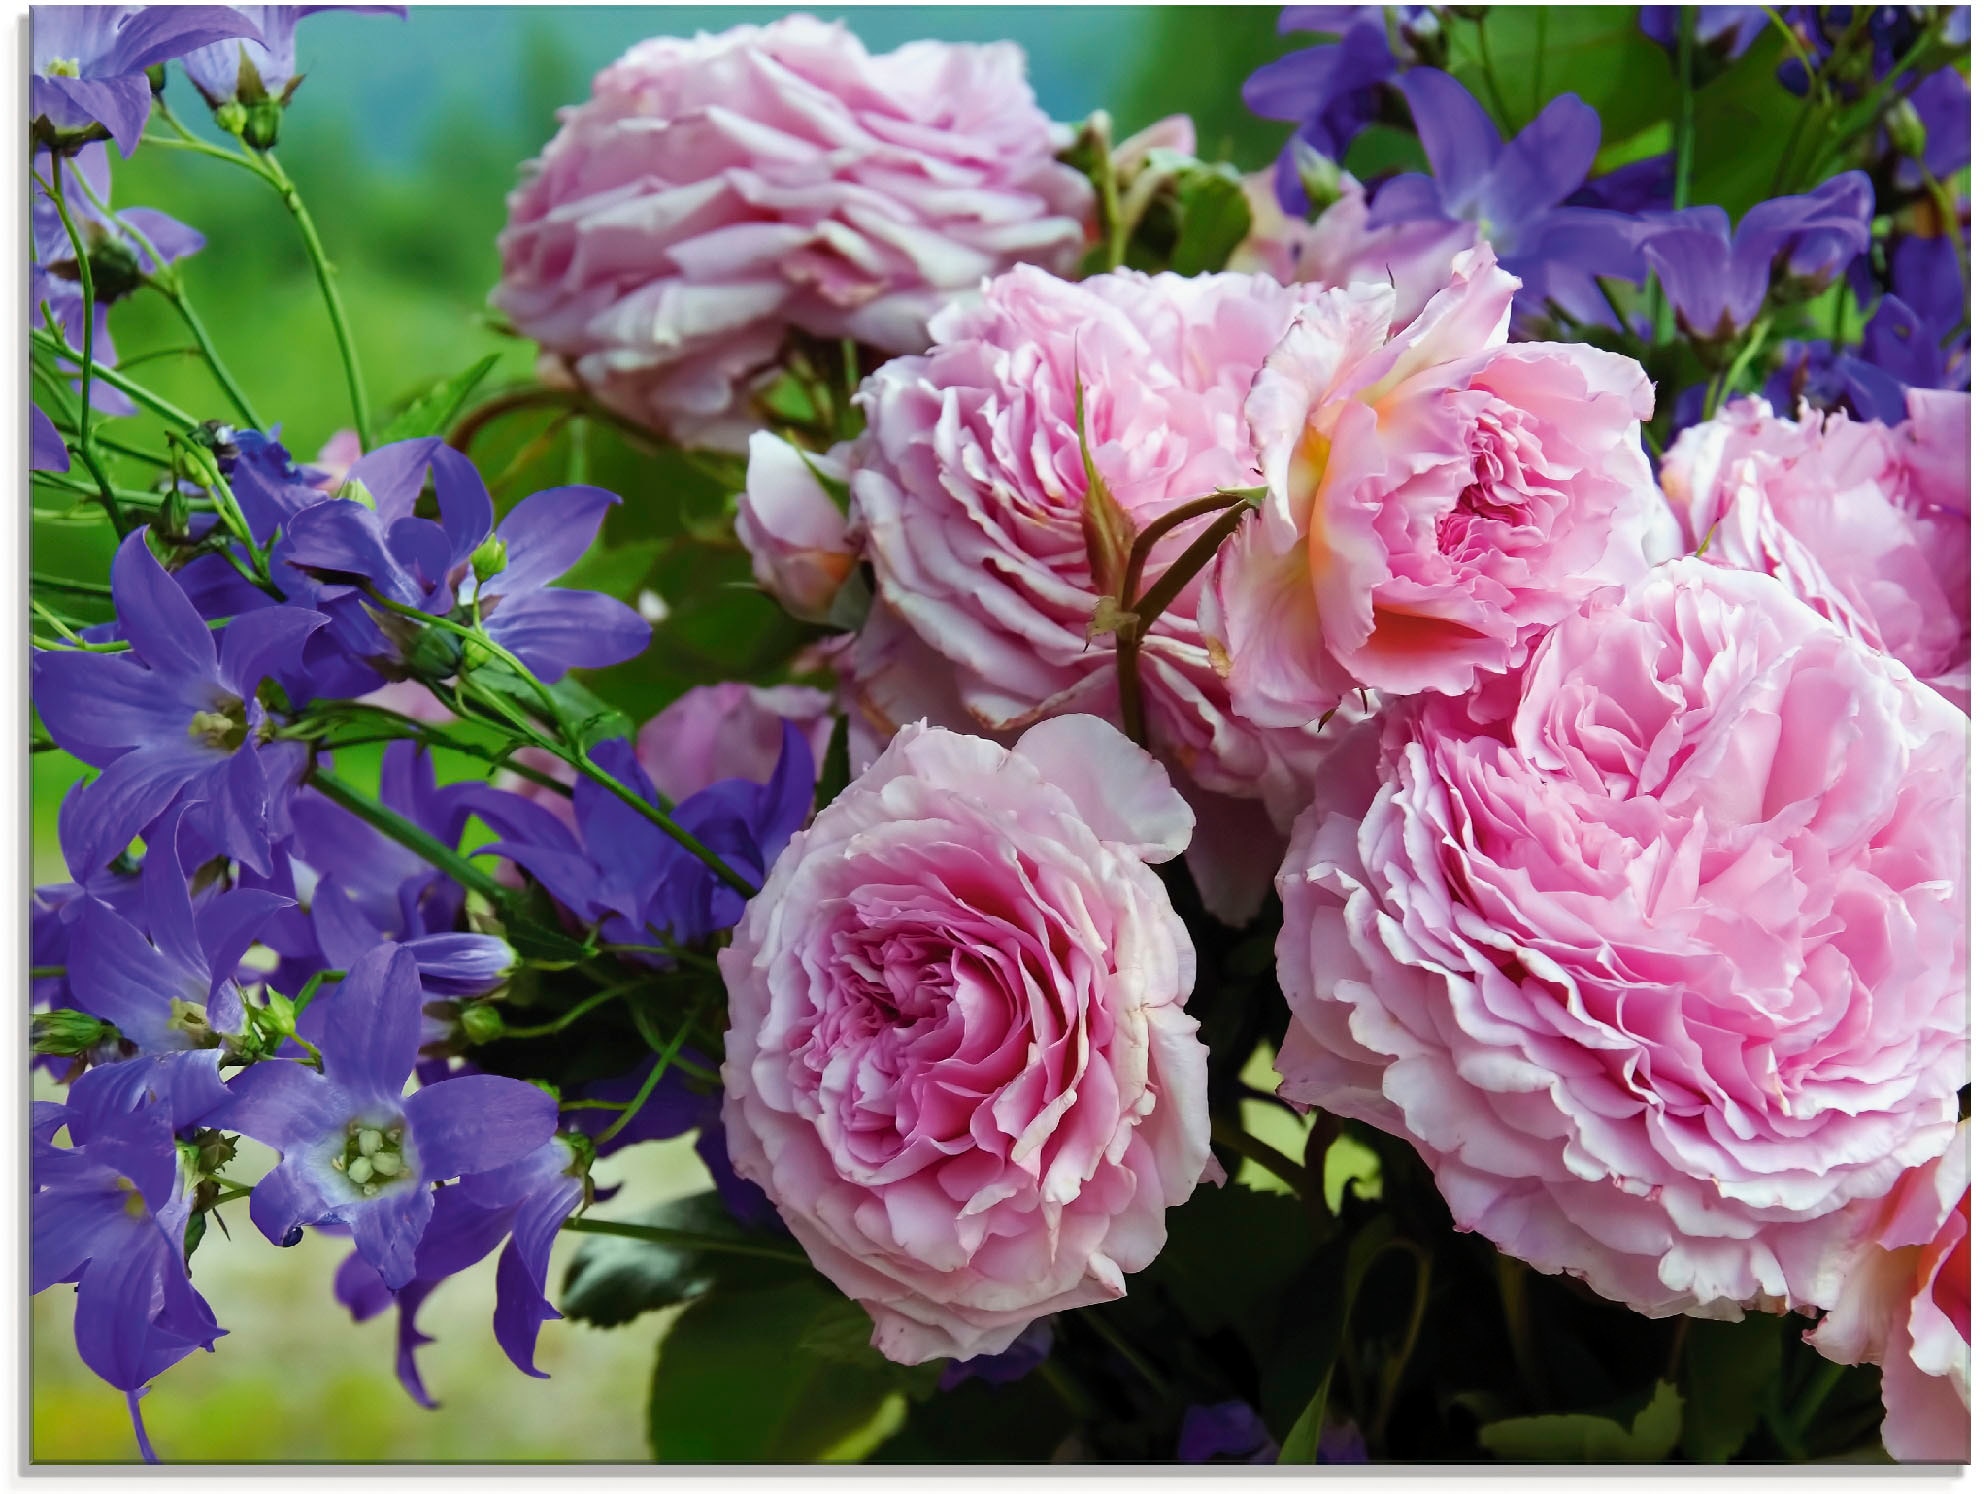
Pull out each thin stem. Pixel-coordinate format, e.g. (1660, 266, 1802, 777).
(1371, 1243, 1432, 1454)
(258, 149, 372, 447)
(36, 161, 121, 529)
(1673, 7, 1696, 212)
(1114, 622, 1149, 748)
(1210, 1114, 1310, 1196)
(1472, 16, 1516, 134)
(306, 765, 516, 909)
(1495, 1254, 1548, 1411)
(1132, 495, 1257, 629)
(1079, 1309, 1168, 1398)
(30, 327, 200, 427)
(498, 984, 631, 1040)
(1119, 488, 1264, 611)
(560, 1216, 810, 1266)
(154, 283, 263, 429)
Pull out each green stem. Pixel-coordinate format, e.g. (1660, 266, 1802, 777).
(1472, 17, 1517, 134)
(596, 1009, 699, 1147)
(1707, 314, 1774, 417)
(1371, 1243, 1432, 1454)
(307, 765, 516, 909)
(1132, 495, 1257, 629)
(258, 149, 372, 447)
(30, 327, 200, 427)
(1673, 7, 1696, 211)
(497, 985, 631, 1040)
(1119, 488, 1264, 610)
(31, 573, 113, 598)
(1495, 1254, 1548, 1411)
(154, 283, 263, 429)
(36, 161, 122, 530)
(1210, 1114, 1310, 1196)
(1080, 1310, 1169, 1398)
(560, 1216, 810, 1266)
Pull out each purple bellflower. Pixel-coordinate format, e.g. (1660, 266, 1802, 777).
(216, 942, 557, 1289)
(31, 404, 70, 471)
(31, 4, 261, 154)
(273, 437, 649, 688)
(940, 1319, 1054, 1391)
(32, 528, 325, 880)
(1178, 1401, 1280, 1463)
(1835, 233, 1969, 422)
(66, 806, 291, 1128)
(1244, 7, 1424, 216)
(32, 1091, 225, 1462)
(1364, 69, 1642, 326)
(333, 1136, 585, 1404)
(33, 143, 205, 415)
(1639, 171, 1875, 340)
(182, 6, 406, 109)
(1639, 5, 1771, 57)
(467, 723, 813, 956)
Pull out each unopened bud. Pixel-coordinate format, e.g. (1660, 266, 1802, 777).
(242, 98, 284, 151)
(1888, 98, 1929, 161)
(31, 1008, 116, 1057)
(159, 484, 193, 542)
(403, 623, 466, 685)
(1292, 141, 1346, 215)
(460, 1003, 506, 1045)
(470, 535, 509, 585)
(214, 100, 249, 138)
(145, 64, 168, 95)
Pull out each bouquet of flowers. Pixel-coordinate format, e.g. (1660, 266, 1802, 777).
(28, 2, 1971, 1467)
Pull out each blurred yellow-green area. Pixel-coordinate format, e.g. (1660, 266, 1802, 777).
(30, 3, 1288, 1464)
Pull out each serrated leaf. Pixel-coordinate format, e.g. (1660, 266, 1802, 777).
(1681, 1313, 1783, 1462)
(647, 1278, 906, 1462)
(379, 353, 502, 445)
(1479, 1380, 1684, 1463)
(561, 1192, 806, 1328)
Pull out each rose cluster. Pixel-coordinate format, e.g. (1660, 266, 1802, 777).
(28, 0, 1974, 1470)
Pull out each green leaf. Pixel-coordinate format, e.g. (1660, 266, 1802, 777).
(1681, 1313, 1783, 1462)
(1153, 1181, 1313, 1353)
(1167, 160, 1253, 275)
(1342, 124, 1430, 181)
(378, 353, 502, 444)
(1689, 37, 1810, 217)
(646, 1278, 915, 1462)
(1479, 1380, 1685, 1463)
(558, 536, 665, 603)
(1451, 7, 1679, 147)
(561, 1193, 809, 1328)
(813, 712, 851, 813)
(1277, 1212, 1400, 1463)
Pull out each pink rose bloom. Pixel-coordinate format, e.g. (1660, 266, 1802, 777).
(492, 15, 1092, 451)
(1809, 1127, 1970, 1462)
(736, 432, 857, 622)
(1662, 390, 1970, 709)
(720, 716, 1212, 1362)
(504, 681, 834, 830)
(840, 262, 1343, 897)
(1274, 558, 1968, 1318)
(1206, 243, 1681, 722)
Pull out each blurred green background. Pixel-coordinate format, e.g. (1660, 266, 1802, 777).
(30, 4, 1290, 1463)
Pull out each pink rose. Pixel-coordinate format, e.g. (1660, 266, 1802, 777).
(1662, 390, 1969, 709)
(492, 15, 1092, 451)
(736, 432, 857, 622)
(1206, 243, 1681, 723)
(719, 715, 1212, 1362)
(1808, 1128, 1970, 1462)
(503, 681, 834, 830)
(835, 262, 1344, 913)
(1274, 558, 1968, 1318)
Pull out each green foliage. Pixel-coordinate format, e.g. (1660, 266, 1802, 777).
(1680, 1313, 1784, 1462)
(1154, 1182, 1315, 1357)
(1163, 159, 1255, 275)
(1447, 7, 1680, 147)
(561, 1193, 809, 1328)
(1689, 39, 1813, 217)
(1109, 6, 1290, 168)
(646, 1278, 933, 1462)
(1478, 1379, 1685, 1463)
(378, 353, 502, 444)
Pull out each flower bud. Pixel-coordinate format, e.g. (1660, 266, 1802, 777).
(470, 535, 509, 585)
(214, 99, 248, 137)
(242, 98, 284, 151)
(1888, 98, 1929, 161)
(459, 1002, 506, 1045)
(402, 622, 466, 685)
(159, 484, 194, 543)
(145, 64, 168, 95)
(1292, 141, 1346, 215)
(31, 1009, 116, 1057)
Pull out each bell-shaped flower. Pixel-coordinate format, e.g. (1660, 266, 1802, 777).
(65, 807, 291, 1127)
(31, 5, 260, 154)
(215, 942, 557, 1289)
(33, 529, 325, 880)
(31, 1091, 225, 1461)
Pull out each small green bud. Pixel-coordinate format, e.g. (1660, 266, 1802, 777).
(460, 1003, 507, 1045)
(31, 1009, 116, 1057)
(242, 98, 284, 151)
(214, 100, 249, 137)
(403, 623, 467, 685)
(1888, 99, 1928, 162)
(1293, 142, 1346, 216)
(470, 535, 509, 585)
(145, 64, 168, 95)
(86, 236, 146, 304)
(159, 485, 193, 543)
